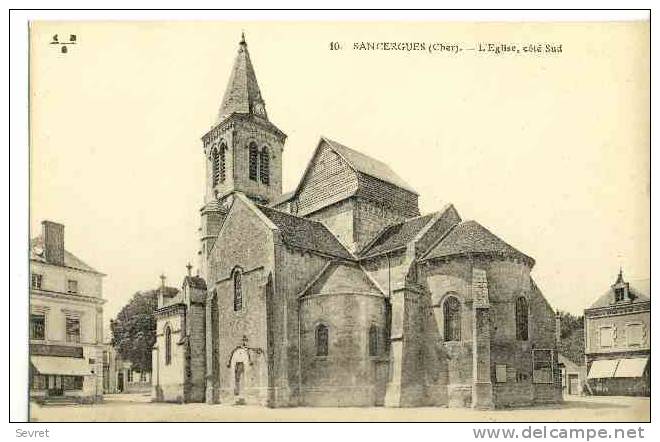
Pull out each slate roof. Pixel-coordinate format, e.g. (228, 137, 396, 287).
(270, 191, 295, 208)
(217, 35, 267, 123)
(322, 137, 417, 194)
(30, 236, 104, 275)
(360, 213, 437, 257)
(257, 205, 354, 260)
(184, 275, 207, 290)
(588, 278, 650, 309)
(422, 220, 534, 265)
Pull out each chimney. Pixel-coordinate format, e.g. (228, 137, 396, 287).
(555, 311, 562, 345)
(42, 220, 65, 266)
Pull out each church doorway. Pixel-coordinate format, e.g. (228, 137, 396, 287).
(234, 362, 245, 400)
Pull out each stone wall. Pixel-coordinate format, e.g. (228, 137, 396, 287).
(296, 142, 358, 216)
(585, 310, 650, 356)
(299, 292, 388, 406)
(207, 196, 275, 405)
(202, 118, 284, 205)
(153, 312, 185, 402)
(187, 301, 206, 402)
(307, 199, 356, 252)
(354, 197, 408, 253)
(274, 244, 331, 406)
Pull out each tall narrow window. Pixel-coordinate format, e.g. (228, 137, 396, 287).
(614, 287, 625, 302)
(66, 316, 81, 343)
(316, 324, 329, 356)
(599, 326, 614, 348)
(248, 142, 258, 181)
(233, 270, 243, 312)
(234, 362, 244, 396)
(212, 147, 220, 187)
(627, 323, 643, 347)
(368, 325, 379, 356)
(30, 313, 45, 340)
(219, 143, 226, 183)
(31, 274, 43, 289)
(164, 325, 172, 365)
(259, 146, 270, 185)
(515, 297, 529, 341)
(443, 296, 461, 342)
(67, 279, 78, 294)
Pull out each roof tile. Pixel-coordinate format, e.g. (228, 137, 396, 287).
(257, 205, 353, 260)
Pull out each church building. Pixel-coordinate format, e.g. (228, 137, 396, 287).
(152, 34, 562, 408)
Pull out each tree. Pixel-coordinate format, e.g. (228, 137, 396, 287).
(556, 311, 585, 365)
(110, 288, 176, 372)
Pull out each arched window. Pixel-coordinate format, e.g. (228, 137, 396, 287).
(233, 269, 243, 312)
(259, 146, 270, 186)
(164, 325, 172, 365)
(219, 143, 226, 183)
(248, 142, 258, 181)
(368, 325, 379, 356)
(211, 147, 220, 187)
(316, 324, 328, 356)
(443, 295, 461, 342)
(515, 297, 529, 341)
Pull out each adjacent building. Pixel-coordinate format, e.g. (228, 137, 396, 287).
(558, 353, 586, 396)
(103, 344, 152, 394)
(152, 35, 562, 408)
(29, 221, 106, 403)
(584, 271, 650, 396)
(152, 270, 207, 403)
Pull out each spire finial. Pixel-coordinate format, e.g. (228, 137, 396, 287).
(615, 267, 625, 284)
(186, 262, 193, 277)
(160, 273, 166, 288)
(240, 31, 246, 46)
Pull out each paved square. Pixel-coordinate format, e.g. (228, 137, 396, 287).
(29, 394, 650, 422)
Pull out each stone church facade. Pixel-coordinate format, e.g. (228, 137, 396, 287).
(152, 34, 562, 408)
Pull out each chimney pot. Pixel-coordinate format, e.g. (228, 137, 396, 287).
(42, 220, 65, 266)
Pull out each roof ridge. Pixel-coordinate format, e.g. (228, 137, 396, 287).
(257, 203, 328, 227)
(419, 219, 462, 261)
(322, 136, 418, 194)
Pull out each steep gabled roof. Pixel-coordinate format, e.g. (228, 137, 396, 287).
(217, 34, 268, 123)
(269, 190, 295, 208)
(322, 137, 417, 194)
(257, 205, 354, 260)
(300, 261, 385, 297)
(588, 278, 650, 309)
(359, 213, 437, 257)
(421, 220, 534, 266)
(183, 275, 207, 290)
(30, 237, 104, 275)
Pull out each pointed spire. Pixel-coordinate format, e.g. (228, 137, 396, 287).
(615, 267, 625, 284)
(217, 32, 268, 123)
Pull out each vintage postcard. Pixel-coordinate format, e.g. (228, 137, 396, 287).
(22, 16, 649, 424)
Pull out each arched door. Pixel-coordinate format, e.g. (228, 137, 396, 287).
(234, 362, 245, 397)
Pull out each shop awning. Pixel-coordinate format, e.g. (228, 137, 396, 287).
(587, 359, 619, 379)
(31, 356, 91, 376)
(613, 357, 648, 378)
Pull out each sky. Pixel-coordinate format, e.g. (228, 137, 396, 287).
(29, 21, 650, 336)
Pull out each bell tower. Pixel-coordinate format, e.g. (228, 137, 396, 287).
(198, 34, 286, 280)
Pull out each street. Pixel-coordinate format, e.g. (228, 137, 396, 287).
(29, 394, 650, 422)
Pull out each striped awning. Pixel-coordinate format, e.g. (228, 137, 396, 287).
(613, 357, 648, 378)
(31, 356, 91, 376)
(587, 359, 619, 379)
